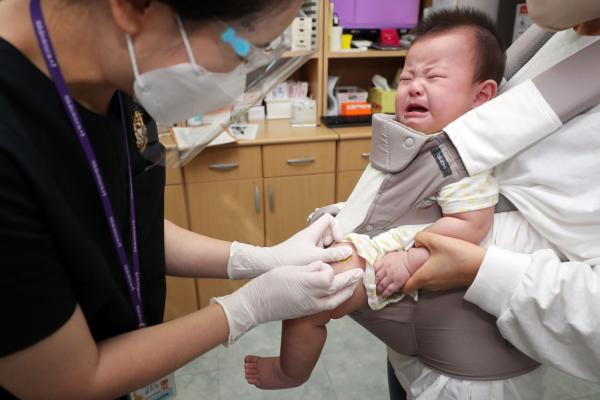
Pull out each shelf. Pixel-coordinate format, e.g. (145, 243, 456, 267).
(327, 49, 408, 59)
(282, 50, 320, 59)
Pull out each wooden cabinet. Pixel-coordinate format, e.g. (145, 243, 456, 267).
(336, 170, 364, 202)
(263, 142, 336, 177)
(184, 146, 264, 308)
(265, 173, 335, 245)
(163, 179, 200, 321)
(184, 146, 262, 183)
(335, 135, 371, 202)
(187, 179, 265, 245)
(184, 136, 338, 306)
(263, 141, 336, 245)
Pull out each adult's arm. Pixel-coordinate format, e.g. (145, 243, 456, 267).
(163, 219, 232, 278)
(446, 33, 599, 175)
(1, 259, 362, 398)
(0, 304, 229, 399)
(445, 80, 561, 175)
(465, 246, 600, 382)
(163, 213, 352, 280)
(403, 232, 600, 382)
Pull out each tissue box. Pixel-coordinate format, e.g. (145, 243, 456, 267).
(368, 88, 397, 114)
(265, 99, 292, 119)
(291, 99, 317, 126)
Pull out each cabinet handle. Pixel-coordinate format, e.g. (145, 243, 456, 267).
(254, 185, 261, 214)
(361, 152, 370, 159)
(268, 185, 275, 212)
(287, 157, 315, 165)
(208, 162, 239, 171)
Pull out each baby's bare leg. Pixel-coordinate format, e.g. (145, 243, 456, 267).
(244, 243, 367, 389)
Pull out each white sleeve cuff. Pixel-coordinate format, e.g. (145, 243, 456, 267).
(445, 80, 562, 175)
(464, 246, 532, 317)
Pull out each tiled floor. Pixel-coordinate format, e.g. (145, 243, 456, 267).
(175, 317, 388, 400)
(174, 316, 600, 399)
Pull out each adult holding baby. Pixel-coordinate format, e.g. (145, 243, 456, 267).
(392, 0, 600, 398)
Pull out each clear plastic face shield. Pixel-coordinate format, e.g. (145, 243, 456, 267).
(526, 0, 600, 31)
(135, 11, 316, 168)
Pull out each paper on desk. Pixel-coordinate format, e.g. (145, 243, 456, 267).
(228, 124, 258, 140)
(171, 126, 236, 150)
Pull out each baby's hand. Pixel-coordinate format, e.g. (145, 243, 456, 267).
(374, 251, 411, 298)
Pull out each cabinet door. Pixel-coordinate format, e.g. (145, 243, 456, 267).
(164, 184, 188, 227)
(164, 185, 199, 320)
(187, 179, 264, 308)
(187, 179, 264, 244)
(336, 170, 364, 202)
(164, 277, 199, 321)
(264, 173, 335, 246)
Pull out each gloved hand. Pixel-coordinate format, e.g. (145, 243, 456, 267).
(227, 214, 352, 279)
(307, 204, 343, 225)
(213, 261, 364, 343)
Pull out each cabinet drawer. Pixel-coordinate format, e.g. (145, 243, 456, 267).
(263, 141, 335, 178)
(337, 139, 371, 171)
(184, 146, 261, 183)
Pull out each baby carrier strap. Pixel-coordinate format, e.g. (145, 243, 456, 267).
(505, 25, 555, 81)
(533, 40, 600, 122)
(506, 24, 600, 123)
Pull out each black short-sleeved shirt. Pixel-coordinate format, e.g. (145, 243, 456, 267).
(0, 39, 166, 398)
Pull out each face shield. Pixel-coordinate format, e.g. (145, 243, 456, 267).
(165, 54, 313, 167)
(137, 13, 316, 168)
(526, 0, 600, 31)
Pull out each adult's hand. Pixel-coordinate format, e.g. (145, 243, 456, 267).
(214, 261, 363, 343)
(227, 214, 352, 279)
(401, 231, 486, 294)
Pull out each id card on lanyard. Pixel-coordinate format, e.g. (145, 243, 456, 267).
(29, 0, 176, 398)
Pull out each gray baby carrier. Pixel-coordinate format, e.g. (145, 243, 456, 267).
(311, 26, 599, 379)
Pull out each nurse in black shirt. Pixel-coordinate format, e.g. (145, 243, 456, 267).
(0, 0, 363, 398)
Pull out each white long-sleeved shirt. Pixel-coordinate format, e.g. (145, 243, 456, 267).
(452, 28, 600, 382)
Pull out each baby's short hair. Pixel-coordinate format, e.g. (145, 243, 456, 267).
(414, 7, 506, 85)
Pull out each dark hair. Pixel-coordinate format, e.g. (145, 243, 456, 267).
(414, 7, 506, 85)
(158, 0, 295, 22)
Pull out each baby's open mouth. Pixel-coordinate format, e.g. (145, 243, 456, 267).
(406, 104, 428, 113)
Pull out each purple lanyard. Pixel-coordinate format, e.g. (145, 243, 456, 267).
(30, 0, 145, 327)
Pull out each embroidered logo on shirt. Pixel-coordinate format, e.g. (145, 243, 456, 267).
(133, 110, 148, 153)
(431, 147, 452, 177)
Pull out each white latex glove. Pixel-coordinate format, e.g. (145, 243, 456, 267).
(213, 261, 363, 343)
(227, 214, 353, 279)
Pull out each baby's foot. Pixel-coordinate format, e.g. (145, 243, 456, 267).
(244, 355, 307, 389)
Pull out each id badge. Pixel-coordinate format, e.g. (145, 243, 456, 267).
(129, 373, 177, 400)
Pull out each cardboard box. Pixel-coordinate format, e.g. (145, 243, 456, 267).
(340, 101, 372, 116)
(291, 17, 312, 51)
(335, 86, 368, 104)
(368, 88, 397, 114)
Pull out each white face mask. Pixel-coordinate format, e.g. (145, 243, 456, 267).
(126, 15, 247, 125)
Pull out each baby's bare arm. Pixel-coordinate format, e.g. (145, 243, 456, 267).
(426, 206, 495, 244)
(375, 207, 494, 297)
